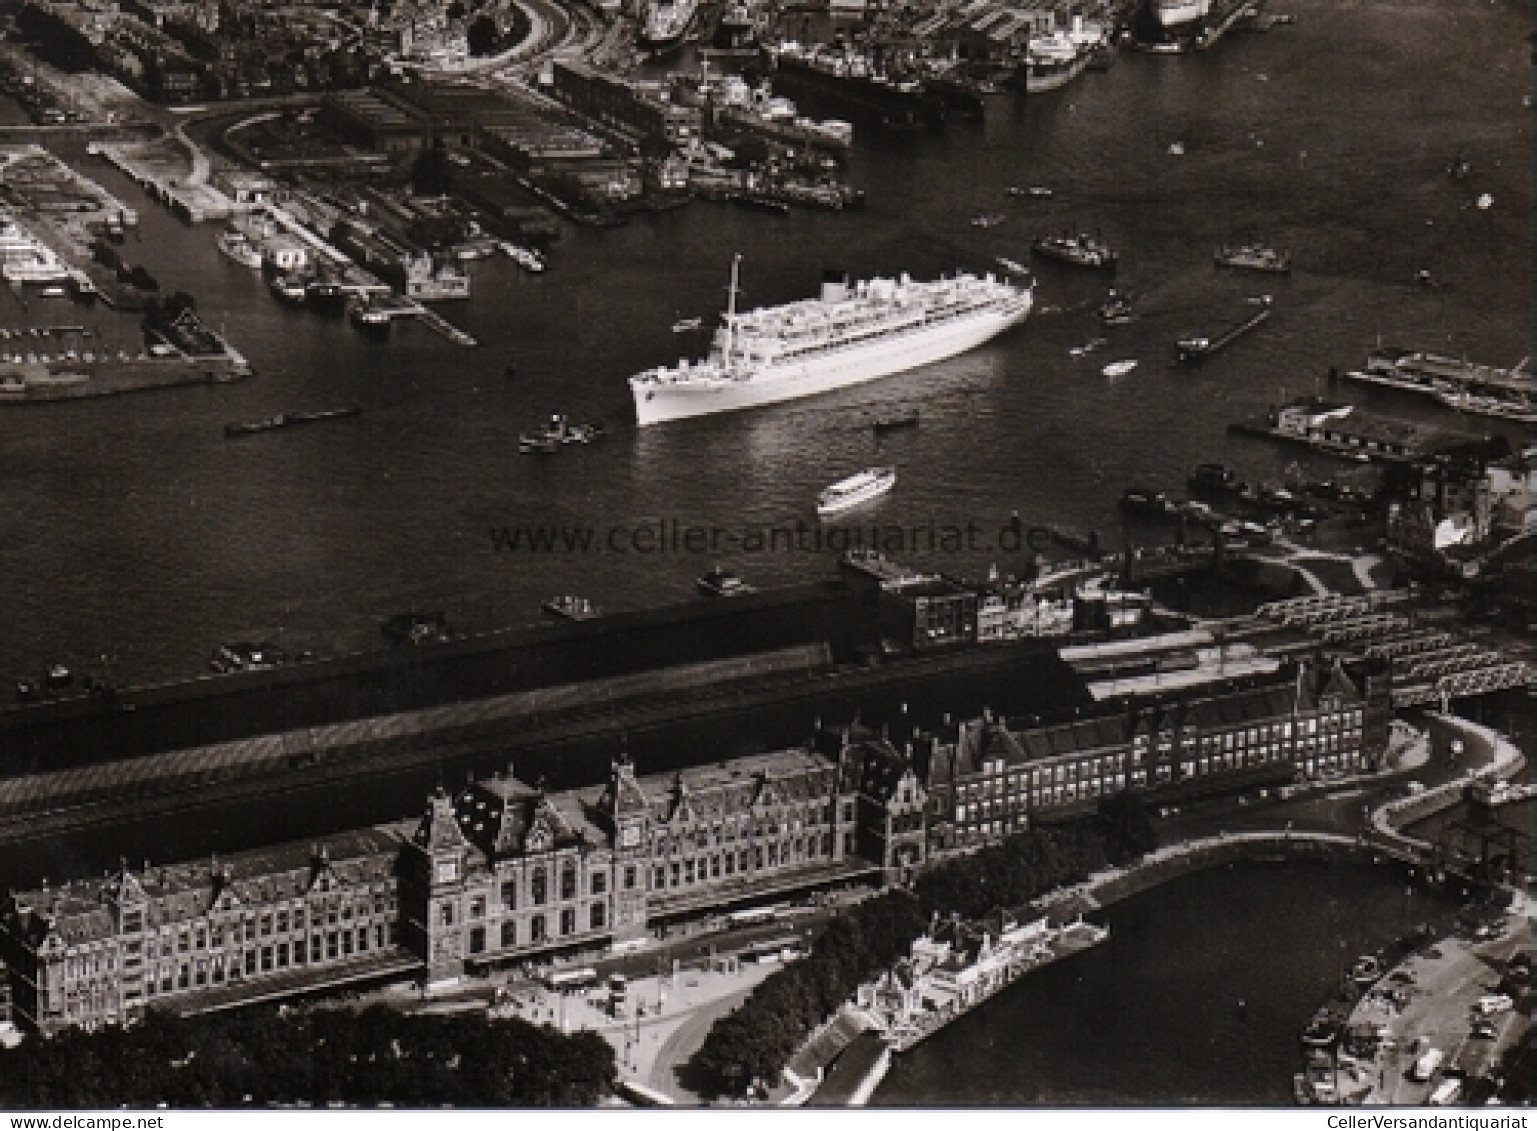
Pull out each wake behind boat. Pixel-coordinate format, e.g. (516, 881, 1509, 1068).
(817, 466, 896, 516)
(224, 407, 361, 437)
(630, 256, 1033, 426)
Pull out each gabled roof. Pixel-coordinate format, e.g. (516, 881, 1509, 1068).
(1015, 714, 1127, 762)
(841, 736, 916, 802)
(414, 789, 471, 854)
(452, 778, 593, 858)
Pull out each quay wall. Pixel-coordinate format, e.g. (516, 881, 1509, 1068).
(1064, 831, 1364, 914)
(0, 582, 877, 776)
(0, 643, 836, 818)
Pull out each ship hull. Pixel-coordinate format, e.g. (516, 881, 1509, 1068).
(1023, 51, 1091, 94)
(1156, 0, 1211, 27)
(767, 53, 946, 128)
(631, 294, 1031, 426)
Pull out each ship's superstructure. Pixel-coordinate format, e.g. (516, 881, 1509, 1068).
(629, 258, 1032, 425)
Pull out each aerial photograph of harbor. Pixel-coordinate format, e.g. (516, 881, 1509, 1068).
(0, 0, 1529, 1113)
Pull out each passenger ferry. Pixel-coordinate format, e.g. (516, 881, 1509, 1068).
(816, 467, 896, 516)
(629, 257, 1032, 426)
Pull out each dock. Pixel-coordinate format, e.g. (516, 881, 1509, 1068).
(1176, 304, 1271, 363)
(414, 305, 479, 347)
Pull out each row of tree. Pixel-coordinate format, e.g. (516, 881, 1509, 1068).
(0, 1004, 615, 1108)
(688, 794, 1158, 1096)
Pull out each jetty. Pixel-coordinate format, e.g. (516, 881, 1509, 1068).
(1176, 302, 1272, 362)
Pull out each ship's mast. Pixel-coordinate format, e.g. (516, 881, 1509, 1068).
(725, 253, 741, 356)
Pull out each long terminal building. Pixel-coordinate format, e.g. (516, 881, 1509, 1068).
(1, 655, 1381, 1036)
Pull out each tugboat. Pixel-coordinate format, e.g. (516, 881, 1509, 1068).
(543, 595, 600, 620)
(1098, 288, 1135, 324)
(1031, 232, 1118, 269)
(697, 567, 757, 597)
(269, 273, 309, 305)
(347, 295, 392, 333)
(1215, 245, 1292, 273)
(518, 414, 605, 452)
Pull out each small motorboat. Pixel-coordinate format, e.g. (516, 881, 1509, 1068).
(697, 567, 757, 597)
(971, 213, 1007, 229)
(1069, 337, 1110, 358)
(1102, 359, 1139, 377)
(543, 595, 600, 620)
(672, 317, 703, 333)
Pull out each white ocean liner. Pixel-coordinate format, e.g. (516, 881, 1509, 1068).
(630, 257, 1033, 426)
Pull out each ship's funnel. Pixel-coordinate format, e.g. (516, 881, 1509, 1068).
(821, 270, 849, 303)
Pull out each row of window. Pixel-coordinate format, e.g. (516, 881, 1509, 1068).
(463, 903, 607, 954)
(647, 833, 846, 891)
(649, 801, 840, 851)
(488, 863, 605, 911)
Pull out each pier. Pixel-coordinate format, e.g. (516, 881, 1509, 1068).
(413, 304, 479, 347)
(1194, 1, 1261, 50)
(351, 297, 479, 347)
(1176, 304, 1271, 362)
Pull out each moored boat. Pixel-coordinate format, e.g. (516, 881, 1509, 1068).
(269, 273, 309, 304)
(1301, 1006, 1341, 1048)
(817, 466, 896, 516)
(217, 227, 263, 270)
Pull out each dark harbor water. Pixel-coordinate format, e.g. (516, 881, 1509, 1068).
(0, 0, 1527, 687)
(873, 856, 1465, 1106)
